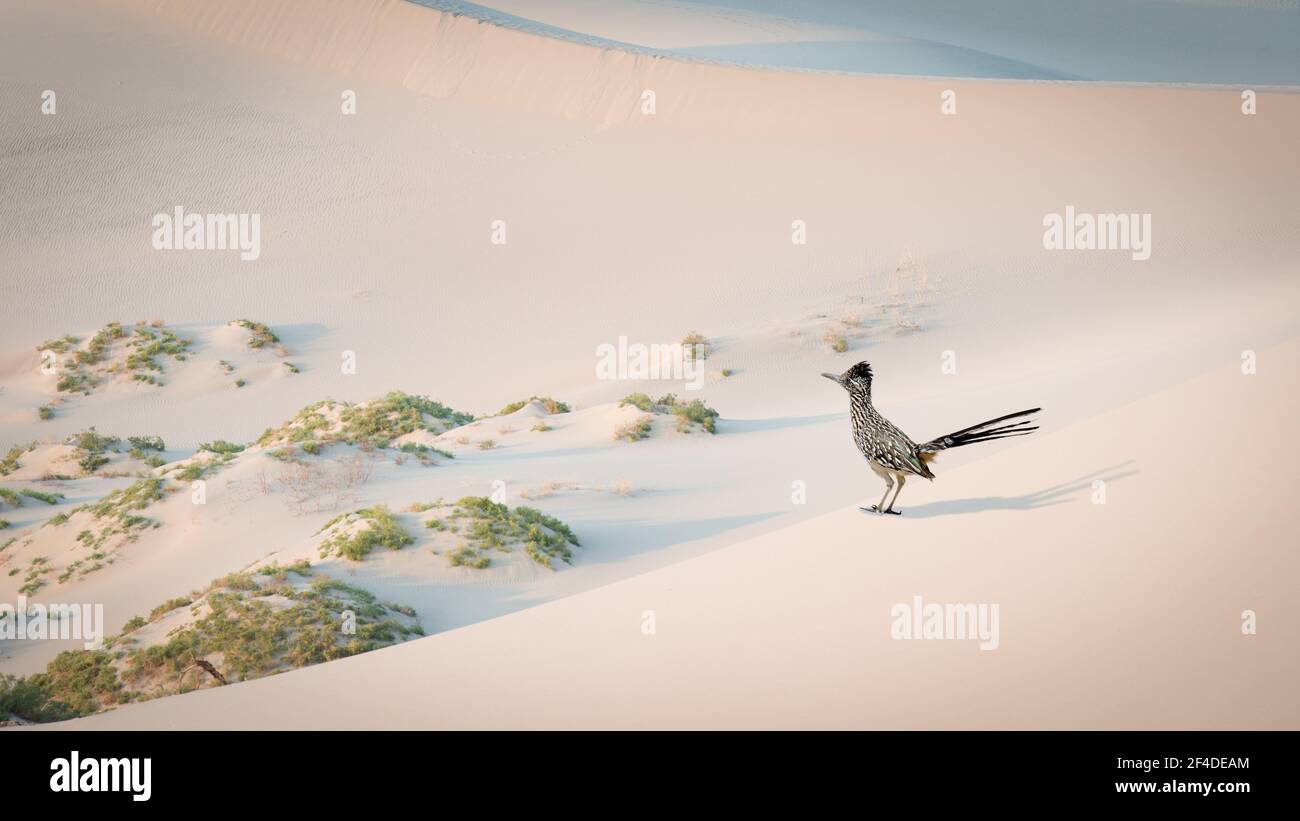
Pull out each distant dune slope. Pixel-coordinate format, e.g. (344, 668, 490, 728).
(119, 0, 1300, 135)
(444, 0, 1300, 85)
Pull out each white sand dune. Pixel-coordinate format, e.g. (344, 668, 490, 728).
(52, 339, 1300, 729)
(1, 0, 1297, 727)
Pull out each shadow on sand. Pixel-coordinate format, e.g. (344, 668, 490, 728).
(883, 461, 1139, 519)
(723, 413, 843, 434)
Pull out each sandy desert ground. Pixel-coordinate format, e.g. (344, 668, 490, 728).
(0, 0, 1297, 729)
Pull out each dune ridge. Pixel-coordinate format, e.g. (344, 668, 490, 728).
(119, 0, 1300, 137)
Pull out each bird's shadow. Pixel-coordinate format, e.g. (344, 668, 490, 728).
(885, 462, 1138, 519)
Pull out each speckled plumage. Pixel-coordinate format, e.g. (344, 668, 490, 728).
(846, 370, 934, 480)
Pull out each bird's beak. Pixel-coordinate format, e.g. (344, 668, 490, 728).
(821, 372, 842, 384)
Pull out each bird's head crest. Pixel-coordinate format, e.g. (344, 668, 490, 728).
(821, 361, 873, 394)
(844, 362, 873, 385)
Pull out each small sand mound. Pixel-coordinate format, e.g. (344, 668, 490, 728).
(36, 321, 193, 395)
(257, 392, 475, 455)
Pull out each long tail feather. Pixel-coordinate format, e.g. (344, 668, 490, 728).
(921, 408, 1040, 453)
(948, 428, 1038, 447)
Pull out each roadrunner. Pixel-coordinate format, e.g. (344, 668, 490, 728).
(823, 362, 1040, 515)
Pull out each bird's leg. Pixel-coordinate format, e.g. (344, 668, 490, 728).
(867, 473, 894, 514)
(882, 474, 906, 514)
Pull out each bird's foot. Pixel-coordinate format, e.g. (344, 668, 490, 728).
(862, 505, 902, 515)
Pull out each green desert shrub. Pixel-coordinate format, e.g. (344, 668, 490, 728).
(615, 418, 653, 442)
(439, 497, 579, 569)
(233, 319, 280, 349)
(823, 327, 849, 352)
(56, 373, 87, 393)
(619, 393, 655, 412)
(198, 440, 245, 455)
(0, 578, 415, 722)
(127, 437, 167, 466)
(127, 435, 166, 452)
(338, 392, 474, 448)
(149, 597, 192, 621)
(618, 394, 718, 435)
(68, 428, 120, 454)
(318, 505, 414, 561)
(122, 572, 418, 691)
(681, 331, 711, 360)
(260, 393, 474, 454)
(1, 444, 33, 476)
(174, 462, 209, 482)
(0, 674, 77, 723)
(126, 435, 166, 465)
(35, 334, 79, 355)
(497, 396, 570, 416)
(87, 477, 164, 519)
(397, 442, 454, 460)
(62, 476, 164, 561)
(672, 399, 719, 434)
(22, 651, 129, 718)
(124, 324, 191, 375)
(20, 489, 65, 505)
(448, 546, 491, 569)
(79, 453, 109, 474)
(257, 559, 312, 581)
